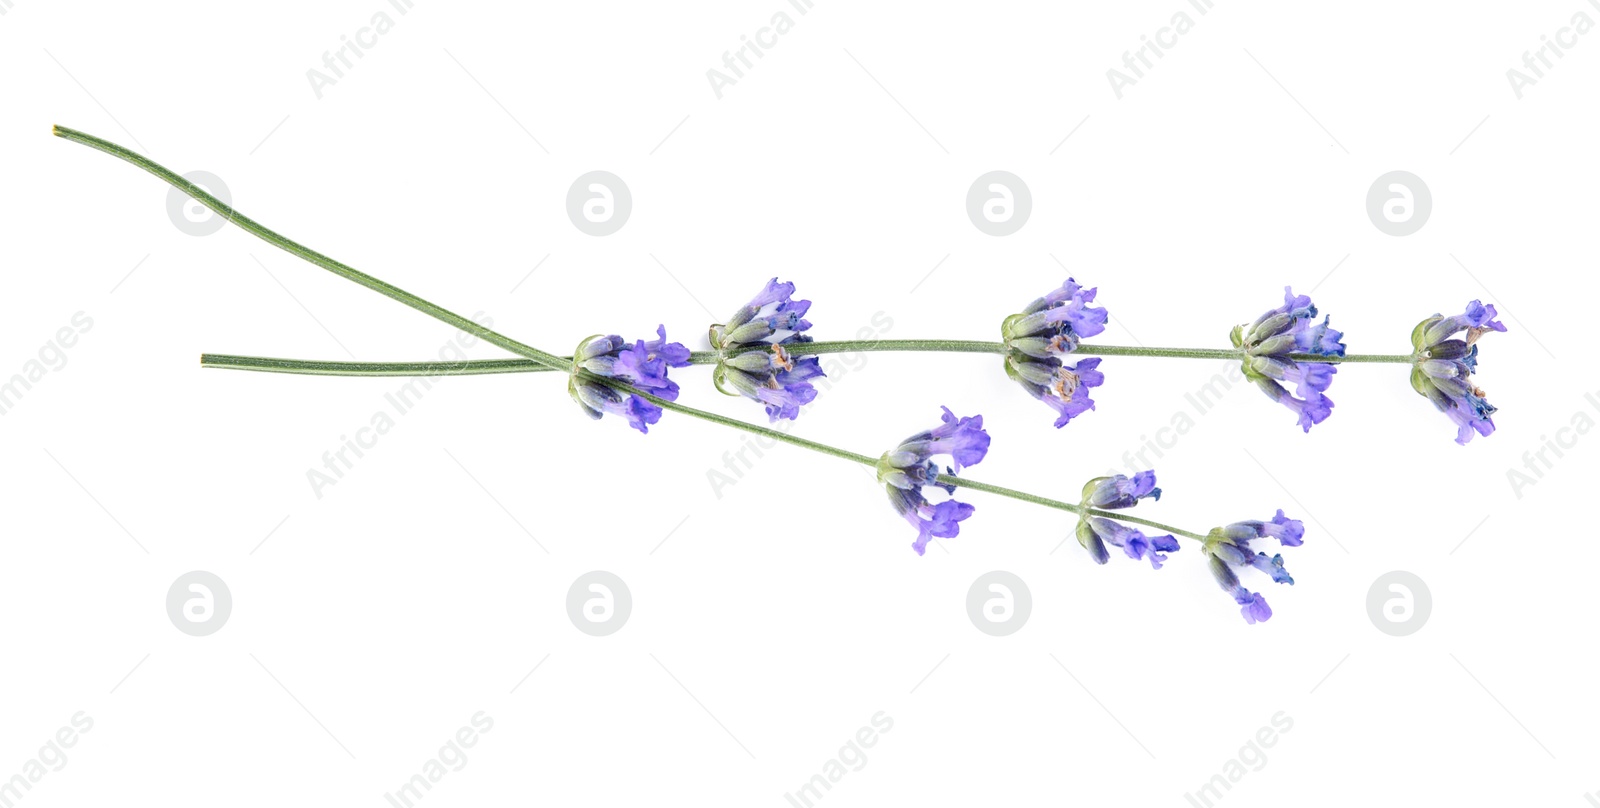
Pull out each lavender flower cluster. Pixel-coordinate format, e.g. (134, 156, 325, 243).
(563, 276, 1508, 624)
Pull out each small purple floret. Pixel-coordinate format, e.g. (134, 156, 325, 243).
(570, 325, 692, 434)
(711, 278, 825, 422)
(880, 408, 991, 555)
(1003, 278, 1109, 429)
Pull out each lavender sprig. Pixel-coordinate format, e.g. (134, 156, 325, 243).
(709, 278, 825, 421)
(1233, 287, 1346, 432)
(1409, 301, 1507, 444)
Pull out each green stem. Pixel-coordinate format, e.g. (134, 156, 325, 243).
(934, 474, 1210, 542)
(201, 354, 551, 377)
(54, 124, 567, 371)
(200, 343, 1416, 377)
(56, 126, 902, 481)
(1082, 509, 1211, 542)
(1297, 352, 1414, 364)
(587, 377, 878, 466)
(59, 124, 1216, 548)
(785, 339, 1004, 356)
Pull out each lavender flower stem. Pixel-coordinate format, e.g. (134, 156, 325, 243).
(935, 475, 1210, 541)
(588, 376, 879, 467)
(54, 124, 570, 370)
(201, 343, 1415, 377)
(1080, 509, 1210, 542)
(62, 125, 1221, 550)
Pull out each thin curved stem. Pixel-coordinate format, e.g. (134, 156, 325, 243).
(1081, 509, 1210, 542)
(200, 344, 1415, 377)
(56, 125, 892, 474)
(54, 125, 567, 370)
(934, 474, 1210, 542)
(784, 339, 1004, 356)
(59, 124, 1231, 550)
(588, 376, 879, 467)
(200, 354, 551, 377)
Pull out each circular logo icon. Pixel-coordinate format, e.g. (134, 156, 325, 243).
(166, 170, 232, 237)
(166, 571, 233, 637)
(966, 571, 1032, 636)
(966, 171, 1032, 236)
(1366, 571, 1432, 637)
(566, 171, 632, 236)
(567, 571, 632, 636)
(1365, 171, 1431, 236)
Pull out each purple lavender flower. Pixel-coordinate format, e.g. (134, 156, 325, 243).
(1203, 509, 1304, 624)
(1233, 287, 1346, 432)
(1002, 278, 1109, 428)
(877, 407, 991, 555)
(568, 325, 692, 434)
(1073, 471, 1179, 568)
(709, 278, 825, 421)
(1410, 300, 1507, 445)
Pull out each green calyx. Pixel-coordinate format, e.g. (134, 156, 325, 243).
(874, 452, 907, 487)
(1409, 316, 1439, 353)
(1000, 312, 1027, 342)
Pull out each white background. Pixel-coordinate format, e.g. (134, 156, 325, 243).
(2, 1, 1597, 805)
